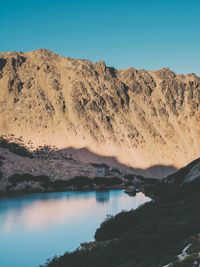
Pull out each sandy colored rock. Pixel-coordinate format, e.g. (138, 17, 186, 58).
(0, 49, 200, 176)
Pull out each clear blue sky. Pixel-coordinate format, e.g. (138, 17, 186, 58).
(1, 0, 200, 75)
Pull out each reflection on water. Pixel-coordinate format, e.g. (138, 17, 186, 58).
(95, 190, 110, 203)
(0, 190, 151, 267)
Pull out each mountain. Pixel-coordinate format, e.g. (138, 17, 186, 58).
(164, 157, 200, 184)
(42, 157, 200, 267)
(0, 49, 200, 176)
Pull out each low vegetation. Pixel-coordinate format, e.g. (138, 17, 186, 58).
(42, 178, 200, 267)
(42, 176, 123, 190)
(0, 155, 4, 180)
(5, 174, 124, 194)
(8, 173, 50, 185)
(0, 137, 32, 158)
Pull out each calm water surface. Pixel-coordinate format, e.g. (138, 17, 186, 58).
(0, 190, 150, 267)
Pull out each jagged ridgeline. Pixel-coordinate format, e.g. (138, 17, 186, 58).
(0, 49, 200, 172)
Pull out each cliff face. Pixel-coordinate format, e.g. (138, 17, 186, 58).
(0, 49, 200, 173)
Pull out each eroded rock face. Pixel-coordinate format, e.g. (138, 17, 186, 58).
(0, 49, 200, 173)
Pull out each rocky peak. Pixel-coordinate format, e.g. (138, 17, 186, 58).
(0, 49, 200, 176)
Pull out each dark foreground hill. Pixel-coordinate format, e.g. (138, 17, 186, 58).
(42, 158, 200, 267)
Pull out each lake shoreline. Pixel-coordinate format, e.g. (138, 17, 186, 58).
(0, 185, 126, 198)
(0, 174, 151, 198)
(0, 189, 150, 267)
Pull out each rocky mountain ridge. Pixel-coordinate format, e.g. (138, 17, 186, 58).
(0, 49, 200, 176)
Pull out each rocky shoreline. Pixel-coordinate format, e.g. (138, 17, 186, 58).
(0, 173, 152, 198)
(0, 183, 126, 198)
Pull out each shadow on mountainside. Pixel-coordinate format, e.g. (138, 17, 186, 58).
(37, 146, 177, 178)
(0, 137, 177, 178)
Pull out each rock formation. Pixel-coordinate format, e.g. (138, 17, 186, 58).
(0, 49, 200, 176)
